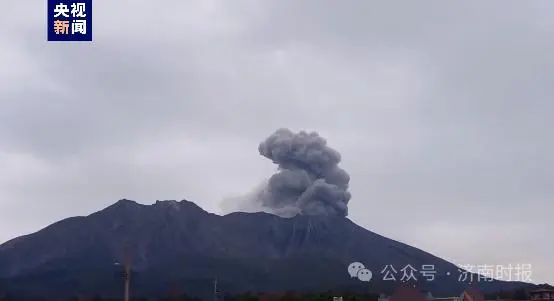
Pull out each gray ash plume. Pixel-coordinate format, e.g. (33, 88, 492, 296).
(250, 128, 351, 217)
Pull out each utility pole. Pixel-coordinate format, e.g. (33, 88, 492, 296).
(213, 277, 218, 301)
(123, 251, 131, 301)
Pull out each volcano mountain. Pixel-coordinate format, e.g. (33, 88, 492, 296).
(0, 199, 529, 299)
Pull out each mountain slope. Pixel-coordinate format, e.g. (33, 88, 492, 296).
(0, 199, 529, 298)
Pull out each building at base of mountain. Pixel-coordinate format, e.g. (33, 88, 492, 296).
(530, 289, 554, 301)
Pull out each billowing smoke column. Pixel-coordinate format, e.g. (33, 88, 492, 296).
(254, 128, 351, 217)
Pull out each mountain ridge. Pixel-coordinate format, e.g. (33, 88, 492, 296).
(0, 199, 532, 298)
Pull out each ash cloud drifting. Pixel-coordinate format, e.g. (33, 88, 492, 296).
(225, 128, 351, 217)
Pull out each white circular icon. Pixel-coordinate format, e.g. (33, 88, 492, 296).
(348, 262, 365, 278)
(357, 268, 373, 282)
(347, 262, 373, 282)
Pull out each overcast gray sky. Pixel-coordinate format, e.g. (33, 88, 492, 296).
(0, 0, 552, 284)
